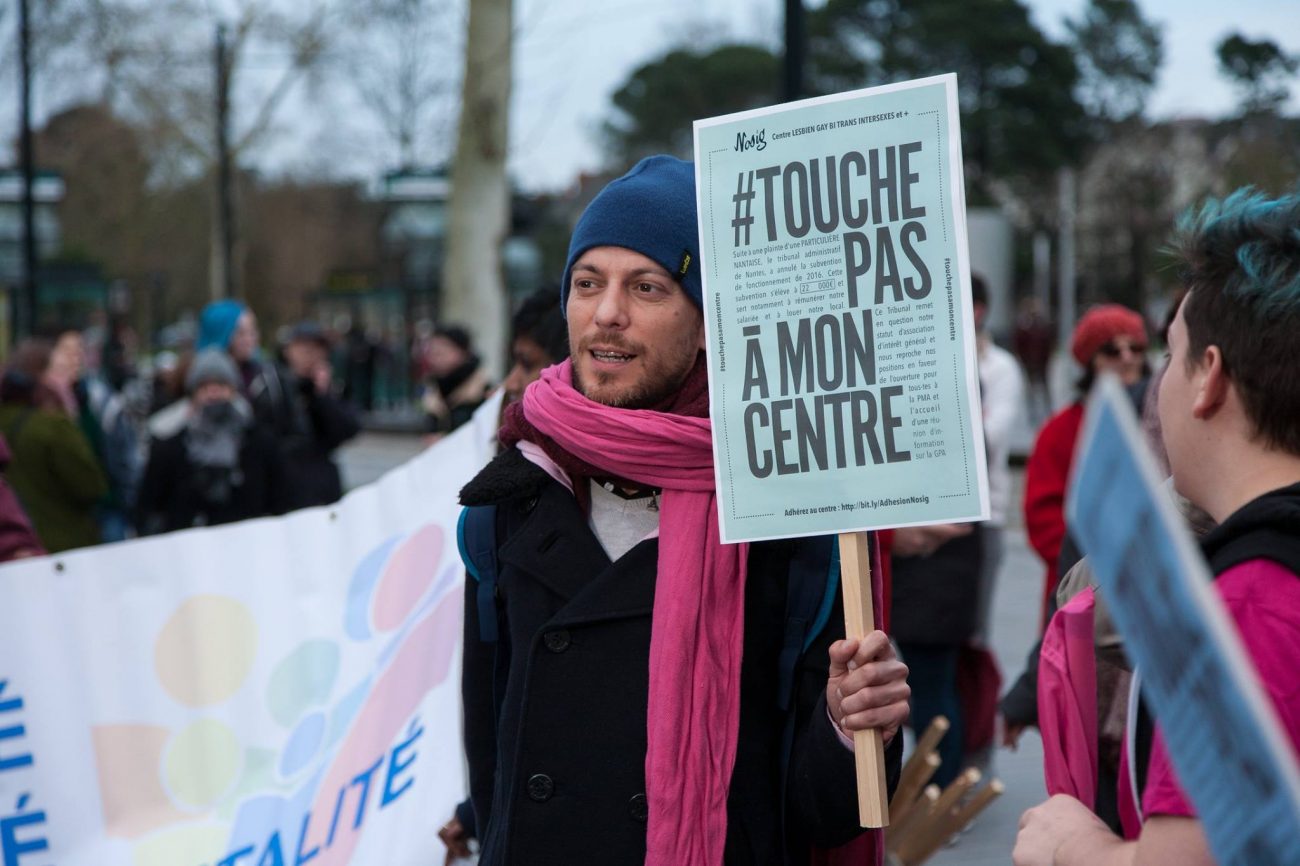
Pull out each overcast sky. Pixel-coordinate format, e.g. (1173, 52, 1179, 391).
(505, 0, 1300, 191)
(3, 0, 1296, 193)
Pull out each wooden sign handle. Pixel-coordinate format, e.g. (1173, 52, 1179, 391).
(837, 531, 890, 828)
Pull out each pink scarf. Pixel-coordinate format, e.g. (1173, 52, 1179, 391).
(514, 360, 748, 866)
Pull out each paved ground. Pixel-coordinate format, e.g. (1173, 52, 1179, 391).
(337, 431, 430, 491)
(338, 435, 1050, 865)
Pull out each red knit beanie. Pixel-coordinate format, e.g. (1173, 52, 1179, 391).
(1071, 304, 1147, 365)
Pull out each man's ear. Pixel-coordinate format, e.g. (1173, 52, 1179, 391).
(1192, 345, 1229, 419)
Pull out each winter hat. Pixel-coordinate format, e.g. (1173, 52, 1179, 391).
(186, 348, 241, 394)
(560, 155, 700, 313)
(198, 300, 247, 351)
(1071, 303, 1148, 365)
(288, 321, 331, 350)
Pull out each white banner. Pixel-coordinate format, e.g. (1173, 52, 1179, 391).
(0, 397, 500, 866)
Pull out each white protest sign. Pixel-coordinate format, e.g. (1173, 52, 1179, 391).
(1067, 376, 1300, 865)
(0, 398, 500, 866)
(694, 74, 988, 543)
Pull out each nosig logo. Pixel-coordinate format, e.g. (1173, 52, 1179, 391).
(735, 128, 767, 153)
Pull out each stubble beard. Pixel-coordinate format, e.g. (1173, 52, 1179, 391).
(571, 339, 696, 410)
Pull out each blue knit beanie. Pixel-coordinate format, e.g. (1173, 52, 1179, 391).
(197, 299, 247, 351)
(561, 155, 700, 312)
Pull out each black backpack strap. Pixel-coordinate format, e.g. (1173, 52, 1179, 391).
(457, 504, 500, 643)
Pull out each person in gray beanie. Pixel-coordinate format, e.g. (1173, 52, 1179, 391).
(135, 348, 286, 534)
(185, 346, 241, 393)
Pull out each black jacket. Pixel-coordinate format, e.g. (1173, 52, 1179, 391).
(891, 524, 984, 646)
(135, 425, 287, 535)
(459, 449, 900, 866)
(249, 362, 361, 509)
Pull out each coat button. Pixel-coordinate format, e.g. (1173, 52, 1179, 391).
(527, 773, 555, 802)
(543, 629, 571, 653)
(628, 793, 648, 823)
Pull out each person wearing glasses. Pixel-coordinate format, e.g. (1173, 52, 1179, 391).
(1025, 304, 1149, 625)
(1001, 304, 1151, 750)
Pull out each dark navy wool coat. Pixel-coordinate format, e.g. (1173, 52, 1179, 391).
(460, 449, 901, 866)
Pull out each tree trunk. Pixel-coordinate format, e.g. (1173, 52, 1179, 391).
(441, 0, 512, 378)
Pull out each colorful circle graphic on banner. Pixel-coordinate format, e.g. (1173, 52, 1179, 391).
(344, 535, 401, 640)
(372, 524, 443, 631)
(155, 595, 258, 708)
(132, 823, 230, 866)
(164, 718, 242, 809)
(278, 710, 327, 779)
(266, 639, 340, 727)
(94, 518, 460, 866)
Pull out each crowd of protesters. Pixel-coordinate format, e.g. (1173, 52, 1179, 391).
(0, 293, 548, 560)
(3, 164, 1297, 866)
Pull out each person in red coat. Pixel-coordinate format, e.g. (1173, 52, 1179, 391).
(1023, 305, 1149, 627)
(1002, 305, 1150, 748)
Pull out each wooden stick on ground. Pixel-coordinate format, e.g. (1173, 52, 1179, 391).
(910, 716, 951, 771)
(889, 752, 940, 828)
(890, 768, 982, 865)
(905, 780, 1005, 865)
(885, 784, 940, 856)
(838, 531, 889, 828)
(890, 715, 950, 822)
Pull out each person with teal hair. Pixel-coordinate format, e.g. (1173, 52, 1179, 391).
(1015, 186, 1300, 866)
(195, 298, 272, 402)
(197, 299, 248, 352)
(197, 300, 263, 372)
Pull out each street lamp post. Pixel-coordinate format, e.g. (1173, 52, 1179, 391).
(16, 0, 37, 339)
(783, 0, 805, 102)
(214, 23, 235, 300)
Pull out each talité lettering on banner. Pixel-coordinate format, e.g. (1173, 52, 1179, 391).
(1067, 377, 1300, 866)
(694, 73, 989, 542)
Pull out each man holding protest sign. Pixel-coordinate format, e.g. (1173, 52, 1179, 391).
(1014, 188, 1300, 865)
(457, 155, 908, 866)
